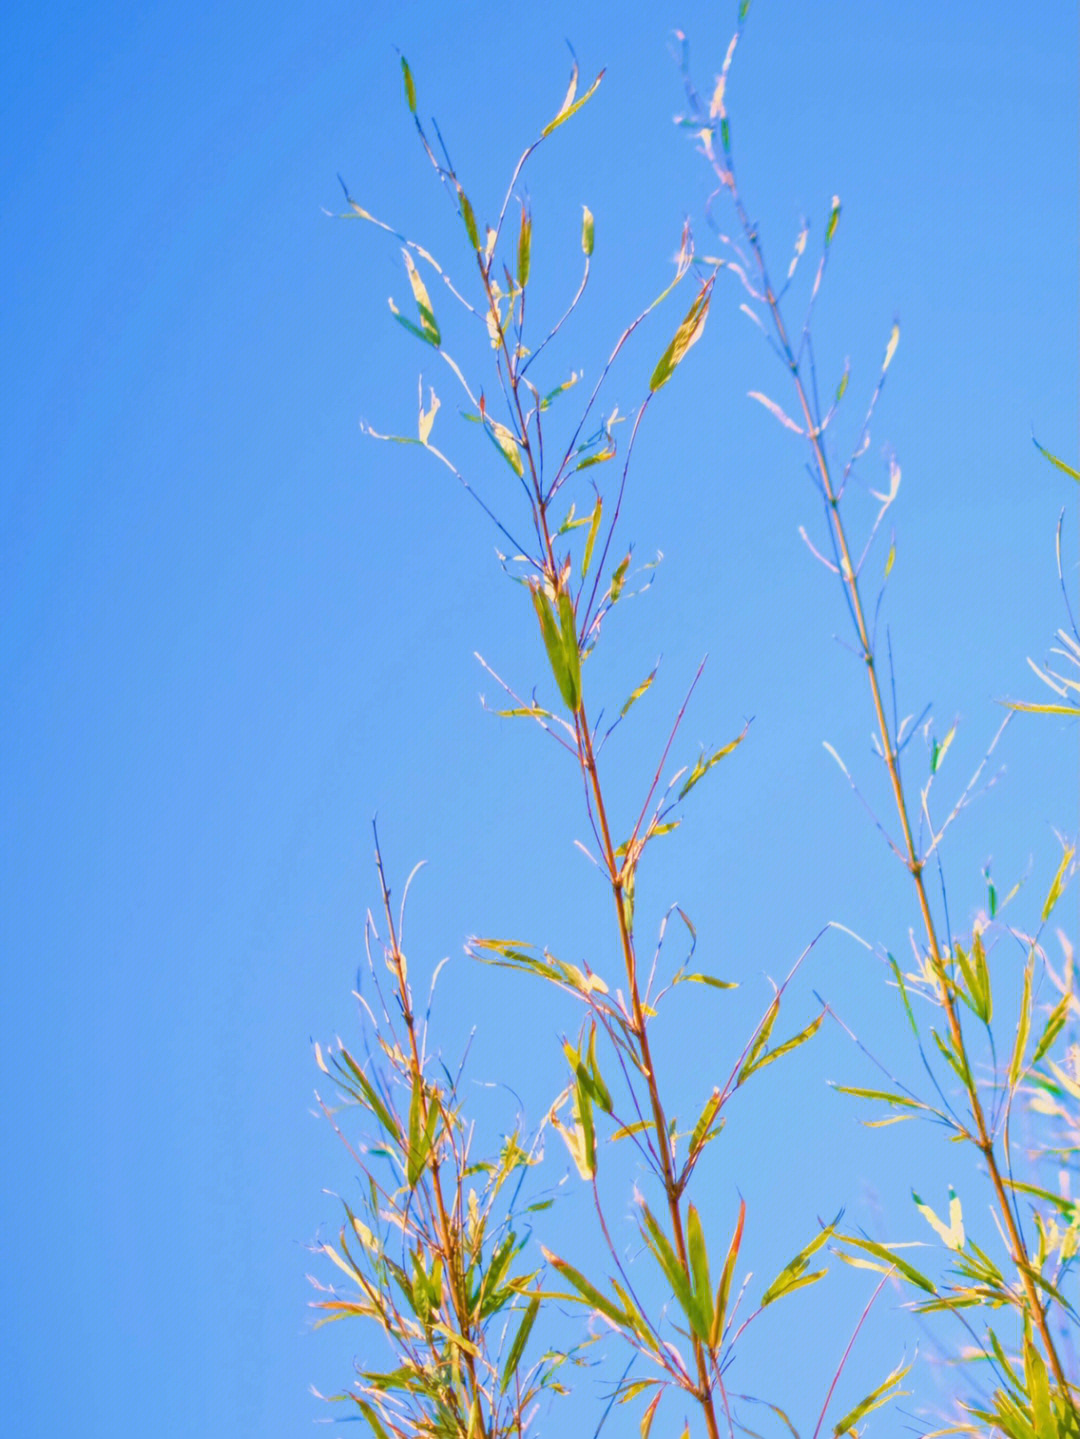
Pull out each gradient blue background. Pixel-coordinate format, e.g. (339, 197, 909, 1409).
(3, 2, 1077, 1435)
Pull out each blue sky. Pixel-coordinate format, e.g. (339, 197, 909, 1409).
(2, 2, 1077, 1436)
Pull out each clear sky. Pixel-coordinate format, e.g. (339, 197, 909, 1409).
(2, 2, 1077, 1436)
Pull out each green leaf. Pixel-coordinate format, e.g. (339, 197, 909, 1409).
(639, 1200, 704, 1336)
(1034, 991, 1072, 1064)
(760, 1220, 834, 1307)
(836, 1233, 936, 1293)
(737, 993, 779, 1083)
(400, 55, 417, 114)
(887, 953, 920, 1035)
(1009, 955, 1034, 1091)
(1033, 435, 1080, 482)
(711, 1198, 745, 1348)
(1042, 845, 1074, 921)
(687, 1088, 723, 1161)
(650, 281, 713, 392)
(832, 1085, 927, 1112)
(339, 1048, 399, 1139)
(678, 725, 749, 801)
(517, 204, 532, 285)
(581, 204, 595, 257)
(620, 665, 657, 717)
(825, 195, 841, 246)
(485, 417, 524, 476)
(541, 67, 604, 138)
(540, 1247, 628, 1328)
(832, 1356, 912, 1436)
(610, 553, 630, 602)
(740, 1008, 825, 1080)
(500, 1293, 540, 1391)
(686, 1204, 714, 1339)
(399, 250, 440, 346)
(458, 185, 480, 251)
(676, 971, 737, 990)
(531, 585, 576, 710)
(557, 590, 582, 712)
(581, 498, 602, 578)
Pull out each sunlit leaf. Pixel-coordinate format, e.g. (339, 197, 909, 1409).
(833, 1356, 912, 1436)
(581, 205, 595, 257)
(541, 68, 604, 138)
(1042, 844, 1074, 921)
(1009, 955, 1033, 1090)
(760, 1220, 834, 1307)
(650, 281, 713, 392)
(1033, 435, 1080, 482)
(400, 55, 417, 113)
(825, 195, 841, 246)
(517, 204, 532, 286)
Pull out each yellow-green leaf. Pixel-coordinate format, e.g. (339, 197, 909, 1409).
(541, 67, 604, 139)
(1042, 844, 1074, 922)
(1009, 955, 1034, 1090)
(517, 204, 532, 285)
(1033, 435, 1080, 482)
(400, 55, 417, 113)
(650, 281, 713, 392)
(581, 205, 595, 257)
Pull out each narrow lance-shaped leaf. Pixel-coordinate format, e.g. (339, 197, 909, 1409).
(832, 1357, 913, 1437)
(737, 994, 779, 1083)
(1042, 844, 1074, 921)
(541, 67, 604, 139)
(457, 184, 480, 251)
(339, 1048, 399, 1139)
(517, 204, 532, 286)
(540, 1246, 629, 1328)
(639, 1200, 706, 1339)
(557, 590, 582, 712)
(581, 205, 595, 257)
(400, 55, 417, 113)
(678, 725, 749, 801)
(686, 1204, 714, 1339)
(760, 1220, 834, 1307)
(836, 1233, 936, 1293)
(1033, 990, 1072, 1064)
(531, 584, 576, 710)
(825, 194, 841, 246)
(500, 1293, 540, 1393)
(581, 497, 602, 578)
(650, 280, 713, 392)
(1008, 955, 1034, 1091)
(710, 1197, 746, 1349)
(1033, 434, 1080, 482)
(740, 1008, 825, 1081)
(486, 417, 524, 477)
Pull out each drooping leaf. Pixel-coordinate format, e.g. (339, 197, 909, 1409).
(836, 1233, 936, 1293)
